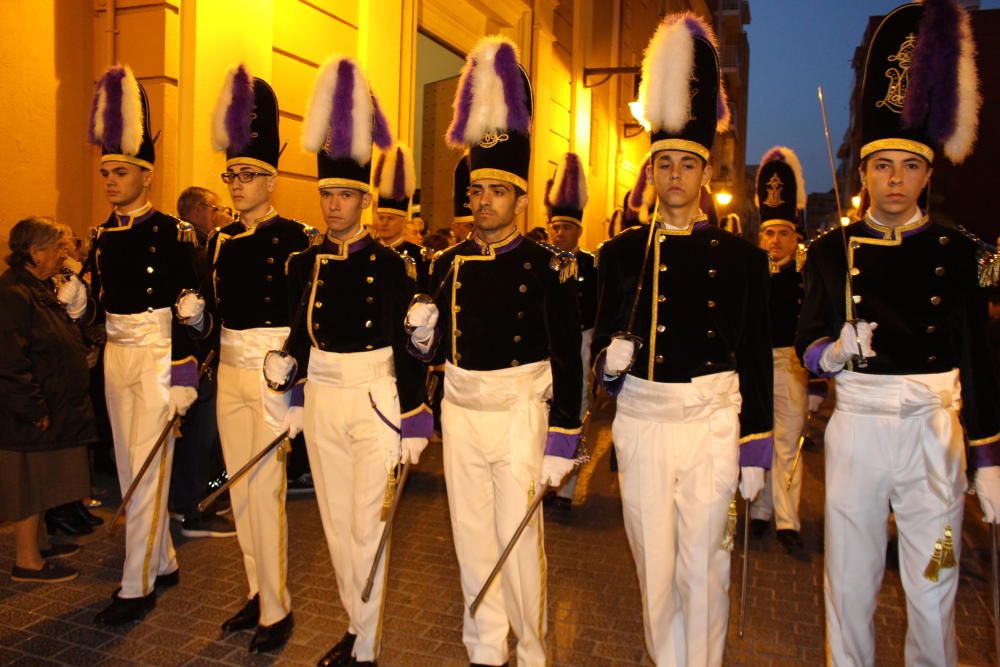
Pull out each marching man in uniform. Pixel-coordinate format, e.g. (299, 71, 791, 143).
(747, 147, 810, 554)
(796, 1, 1000, 664)
(264, 55, 431, 667)
(179, 65, 315, 652)
(591, 15, 773, 665)
(373, 143, 428, 288)
(85, 66, 200, 625)
(544, 152, 596, 513)
(406, 37, 582, 667)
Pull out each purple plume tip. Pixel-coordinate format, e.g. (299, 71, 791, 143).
(328, 59, 356, 159)
(101, 67, 126, 151)
(448, 57, 477, 147)
(226, 65, 255, 151)
(392, 147, 407, 199)
(495, 44, 530, 134)
(371, 94, 393, 150)
(554, 153, 582, 208)
(904, 0, 961, 143)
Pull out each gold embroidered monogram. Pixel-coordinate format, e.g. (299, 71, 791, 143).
(877, 33, 916, 114)
(764, 173, 784, 208)
(479, 131, 509, 148)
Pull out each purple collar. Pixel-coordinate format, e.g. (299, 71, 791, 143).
(323, 230, 373, 258)
(471, 230, 522, 256)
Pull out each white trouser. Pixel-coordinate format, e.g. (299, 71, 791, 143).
(825, 370, 965, 667)
(613, 371, 741, 667)
(442, 360, 552, 667)
(751, 347, 807, 530)
(104, 309, 178, 598)
(303, 347, 400, 663)
(217, 326, 292, 625)
(558, 327, 593, 501)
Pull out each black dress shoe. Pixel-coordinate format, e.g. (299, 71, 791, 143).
(749, 518, 770, 539)
(111, 569, 179, 599)
(72, 500, 104, 526)
(470, 663, 508, 666)
(222, 594, 260, 632)
(94, 592, 155, 626)
(318, 632, 356, 666)
(776, 529, 805, 554)
(45, 505, 93, 537)
(39, 542, 80, 560)
(249, 612, 293, 653)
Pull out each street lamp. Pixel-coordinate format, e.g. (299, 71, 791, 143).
(840, 216, 851, 227)
(715, 192, 733, 207)
(851, 194, 861, 209)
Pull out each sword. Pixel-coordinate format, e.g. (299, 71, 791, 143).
(263, 268, 314, 391)
(786, 413, 812, 492)
(108, 350, 216, 536)
(991, 523, 1000, 667)
(470, 431, 593, 616)
(360, 461, 412, 603)
(196, 428, 290, 513)
(818, 86, 868, 370)
(739, 498, 751, 639)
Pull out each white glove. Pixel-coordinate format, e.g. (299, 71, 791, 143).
(807, 393, 824, 413)
(539, 455, 576, 488)
(176, 292, 206, 329)
(57, 275, 88, 320)
(263, 351, 296, 386)
(168, 386, 198, 419)
(281, 406, 304, 439)
(819, 321, 878, 373)
(401, 437, 428, 465)
(407, 302, 439, 353)
(603, 336, 635, 377)
(976, 467, 1000, 524)
(63, 256, 83, 275)
(739, 467, 765, 501)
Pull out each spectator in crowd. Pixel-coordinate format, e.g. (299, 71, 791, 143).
(525, 225, 549, 243)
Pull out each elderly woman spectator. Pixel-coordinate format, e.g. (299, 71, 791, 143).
(0, 217, 96, 582)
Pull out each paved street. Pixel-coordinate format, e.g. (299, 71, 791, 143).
(1, 397, 998, 666)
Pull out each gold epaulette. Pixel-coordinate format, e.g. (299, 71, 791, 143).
(594, 241, 605, 269)
(979, 248, 999, 287)
(795, 244, 808, 272)
(177, 220, 196, 244)
(400, 254, 417, 281)
(302, 223, 323, 247)
(540, 243, 578, 284)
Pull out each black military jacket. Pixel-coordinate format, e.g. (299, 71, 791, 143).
(90, 205, 199, 364)
(421, 231, 583, 433)
(206, 212, 316, 330)
(285, 230, 427, 418)
(593, 217, 774, 458)
(574, 249, 598, 331)
(385, 238, 429, 292)
(796, 215, 1000, 461)
(769, 259, 804, 348)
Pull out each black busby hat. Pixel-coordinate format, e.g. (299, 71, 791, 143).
(447, 36, 533, 192)
(375, 144, 416, 218)
(302, 55, 393, 191)
(411, 189, 422, 219)
(756, 146, 806, 234)
(453, 155, 474, 223)
(859, 0, 980, 164)
(545, 152, 588, 227)
(89, 65, 155, 170)
(637, 14, 730, 162)
(212, 65, 281, 174)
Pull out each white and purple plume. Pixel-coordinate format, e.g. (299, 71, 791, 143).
(546, 152, 588, 211)
(211, 64, 255, 152)
(88, 65, 144, 155)
(303, 55, 393, 165)
(374, 144, 416, 201)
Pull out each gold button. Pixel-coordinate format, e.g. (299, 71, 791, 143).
(523, 262, 532, 270)
(511, 360, 520, 367)
(264, 320, 272, 326)
(710, 239, 719, 247)
(928, 355, 937, 364)
(934, 266, 945, 277)
(930, 295, 941, 306)
(365, 320, 373, 328)
(266, 275, 273, 282)
(366, 276, 374, 284)
(149, 246, 156, 253)
(708, 269, 717, 278)
(656, 324, 666, 333)
(454, 306, 461, 313)
(146, 287, 153, 295)
(518, 284, 527, 293)
(455, 282, 462, 289)
(939, 236, 950, 246)
(927, 325, 937, 334)
(517, 311, 525, 319)
(852, 294, 862, 304)
(706, 360, 714, 367)
(319, 341, 327, 349)
(264, 296, 271, 304)
(314, 301, 322, 308)
(655, 354, 664, 364)
(272, 237, 279, 245)
(321, 259, 328, 265)
(850, 267, 860, 276)
(658, 295, 666, 303)
(659, 264, 667, 272)
(370, 254, 377, 261)
(366, 344, 374, 350)
(313, 323, 319, 330)
(317, 279, 324, 287)
(152, 225, 159, 233)
(455, 330, 462, 337)
(366, 296, 374, 304)
(707, 300, 716, 308)
(707, 329, 716, 339)
(146, 266, 154, 273)
(267, 257, 275, 265)
(513, 335, 522, 343)
(850, 241, 860, 249)
(455, 353, 462, 362)
(146, 307, 154, 313)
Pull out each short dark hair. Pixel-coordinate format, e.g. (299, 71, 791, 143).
(177, 186, 216, 221)
(6, 217, 63, 268)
